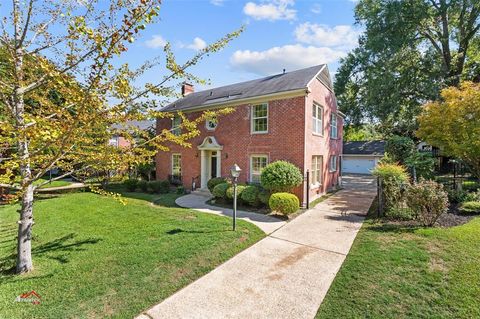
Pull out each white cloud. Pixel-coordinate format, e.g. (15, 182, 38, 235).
(230, 44, 346, 76)
(145, 35, 167, 49)
(182, 37, 207, 51)
(210, 0, 224, 6)
(243, 0, 296, 21)
(310, 3, 321, 14)
(294, 23, 360, 49)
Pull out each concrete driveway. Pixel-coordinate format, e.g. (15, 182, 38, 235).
(137, 175, 376, 319)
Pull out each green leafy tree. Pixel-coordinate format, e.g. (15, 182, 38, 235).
(417, 82, 480, 179)
(0, 1, 240, 274)
(335, 0, 480, 136)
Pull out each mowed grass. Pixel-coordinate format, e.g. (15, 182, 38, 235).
(34, 178, 71, 188)
(316, 216, 480, 318)
(0, 192, 264, 318)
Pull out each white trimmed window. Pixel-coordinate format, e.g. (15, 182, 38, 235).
(250, 155, 268, 183)
(330, 113, 338, 139)
(172, 115, 181, 136)
(329, 155, 337, 172)
(312, 103, 323, 135)
(172, 154, 181, 176)
(311, 155, 323, 186)
(251, 103, 268, 133)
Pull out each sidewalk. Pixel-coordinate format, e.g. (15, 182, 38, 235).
(138, 175, 376, 319)
(175, 193, 286, 234)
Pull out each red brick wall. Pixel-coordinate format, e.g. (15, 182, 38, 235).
(304, 78, 343, 202)
(156, 78, 342, 205)
(156, 96, 306, 199)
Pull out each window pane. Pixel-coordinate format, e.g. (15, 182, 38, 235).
(255, 118, 267, 132)
(172, 155, 181, 175)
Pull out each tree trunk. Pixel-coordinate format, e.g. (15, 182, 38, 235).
(16, 183, 34, 273)
(13, 0, 34, 274)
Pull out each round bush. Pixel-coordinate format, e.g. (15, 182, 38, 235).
(241, 185, 260, 206)
(226, 185, 246, 201)
(212, 182, 230, 199)
(258, 189, 271, 206)
(138, 180, 148, 192)
(260, 161, 303, 193)
(460, 201, 480, 214)
(269, 192, 300, 215)
(406, 180, 448, 226)
(123, 179, 138, 192)
(148, 180, 171, 194)
(207, 177, 227, 193)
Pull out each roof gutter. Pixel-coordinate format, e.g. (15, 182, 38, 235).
(165, 88, 308, 113)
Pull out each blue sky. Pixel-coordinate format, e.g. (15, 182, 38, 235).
(126, 0, 360, 91)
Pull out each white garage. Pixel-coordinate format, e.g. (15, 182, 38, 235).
(342, 141, 385, 175)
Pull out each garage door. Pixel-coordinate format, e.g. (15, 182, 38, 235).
(342, 157, 376, 174)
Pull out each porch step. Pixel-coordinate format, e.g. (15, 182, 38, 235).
(191, 188, 212, 197)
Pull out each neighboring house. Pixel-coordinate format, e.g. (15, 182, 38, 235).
(109, 120, 155, 148)
(342, 140, 385, 174)
(156, 65, 343, 204)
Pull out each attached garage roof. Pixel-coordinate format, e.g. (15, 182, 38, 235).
(343, 140, 385, 155)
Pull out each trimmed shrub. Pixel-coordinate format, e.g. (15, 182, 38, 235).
(459, 201, 480, 214)
(269, 192, 300, 215)
(148, 180, 171, 194)
(158, 180, 171, 193)
(138, 180, 148, 192)
(372, 163, 410, 214)
(406, 180, 449, 226)
(241, 185, 261, 206)
(261, 161, 303, 193)
(123, 179, 138, 192)
(258, 189, 271, 206)
(212, 182, 230, 199)
(176, 185, 186, 194)
(226, 185, 247, 201)
(207, 177, 227, 193)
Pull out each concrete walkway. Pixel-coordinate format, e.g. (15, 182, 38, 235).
(138, 175, 376, 319)
(176, 193, 286, 234)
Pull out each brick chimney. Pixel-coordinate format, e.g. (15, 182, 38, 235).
(181, 82, 194, 96)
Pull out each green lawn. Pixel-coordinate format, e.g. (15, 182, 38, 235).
(0, 192, 264, 318)
(34, 178, 71, 189)
(316, 215, 480, 318)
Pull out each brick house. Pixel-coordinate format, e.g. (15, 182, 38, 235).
(156, 65, 343, 205)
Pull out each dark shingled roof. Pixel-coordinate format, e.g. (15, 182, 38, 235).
(343, 140, 386, 155)
(162, 64, 326, 112)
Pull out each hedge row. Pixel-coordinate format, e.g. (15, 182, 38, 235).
(123, 179, 171, 194)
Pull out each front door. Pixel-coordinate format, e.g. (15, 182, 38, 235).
(210, 151, 218, 179)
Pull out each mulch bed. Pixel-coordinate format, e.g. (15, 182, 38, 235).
(435, 205, 475, 228)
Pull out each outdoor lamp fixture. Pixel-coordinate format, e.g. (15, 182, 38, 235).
(230, 164, 242, 231)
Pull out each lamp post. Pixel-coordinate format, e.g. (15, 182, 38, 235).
(230, 164, 242, 231)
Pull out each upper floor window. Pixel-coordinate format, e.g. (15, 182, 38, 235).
(250, 155, 268, 183)
(312, 103, 323, 135)
(329, 155, 337, 172)
(311, 155, 323, 186)
(172, 115, 181, 136)
(330, 113, 338, 139)
(172, 154, 181, 176)
(251, 103, 268, 134)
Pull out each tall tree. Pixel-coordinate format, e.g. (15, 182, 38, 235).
(417, 82, 480, 179)
(0, 0, 238, 274)
(335, 0, 480, 136)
